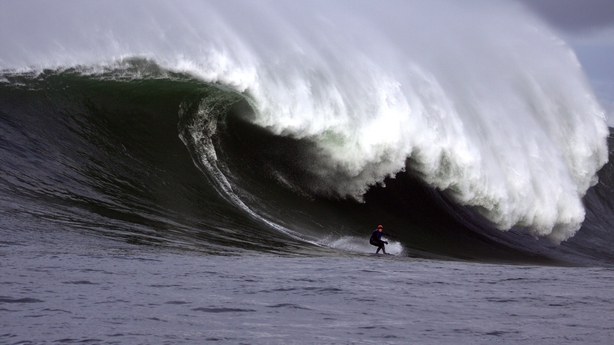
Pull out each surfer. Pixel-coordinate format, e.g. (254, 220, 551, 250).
(370, 224, 395, 254)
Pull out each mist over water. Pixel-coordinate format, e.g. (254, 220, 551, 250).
(0, 0, 608, 241)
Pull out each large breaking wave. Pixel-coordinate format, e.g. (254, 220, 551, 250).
(1, 0, 611, 264)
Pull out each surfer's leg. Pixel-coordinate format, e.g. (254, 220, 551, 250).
(372, 239, 386, 254)
(370, 239, 380, 253)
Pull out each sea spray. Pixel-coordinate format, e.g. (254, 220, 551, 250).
(229, 1, 609, 241)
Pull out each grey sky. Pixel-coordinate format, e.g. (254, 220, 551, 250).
(518, 0, 614, 124)
(519, 0, 614, 32)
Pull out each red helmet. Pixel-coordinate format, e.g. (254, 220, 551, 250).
(377, 224, 383, 229)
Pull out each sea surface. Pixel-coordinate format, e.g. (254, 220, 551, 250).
(3, 230, 614, 345)
(2, 1, 614, 343)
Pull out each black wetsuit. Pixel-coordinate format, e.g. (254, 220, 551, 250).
(369, 229, 389, 254)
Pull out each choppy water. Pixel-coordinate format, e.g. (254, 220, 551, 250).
(2, 231, 613, 345)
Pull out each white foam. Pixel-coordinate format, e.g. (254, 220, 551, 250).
(328, 236, 404, 255)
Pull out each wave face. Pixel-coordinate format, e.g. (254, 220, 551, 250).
(1, 1, 612, 264)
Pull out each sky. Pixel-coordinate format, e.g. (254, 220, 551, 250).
(518, 0, 614, 125)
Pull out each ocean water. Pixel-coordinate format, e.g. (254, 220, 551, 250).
(2, 1, 614, 343)
(3, 230, 614, 345)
